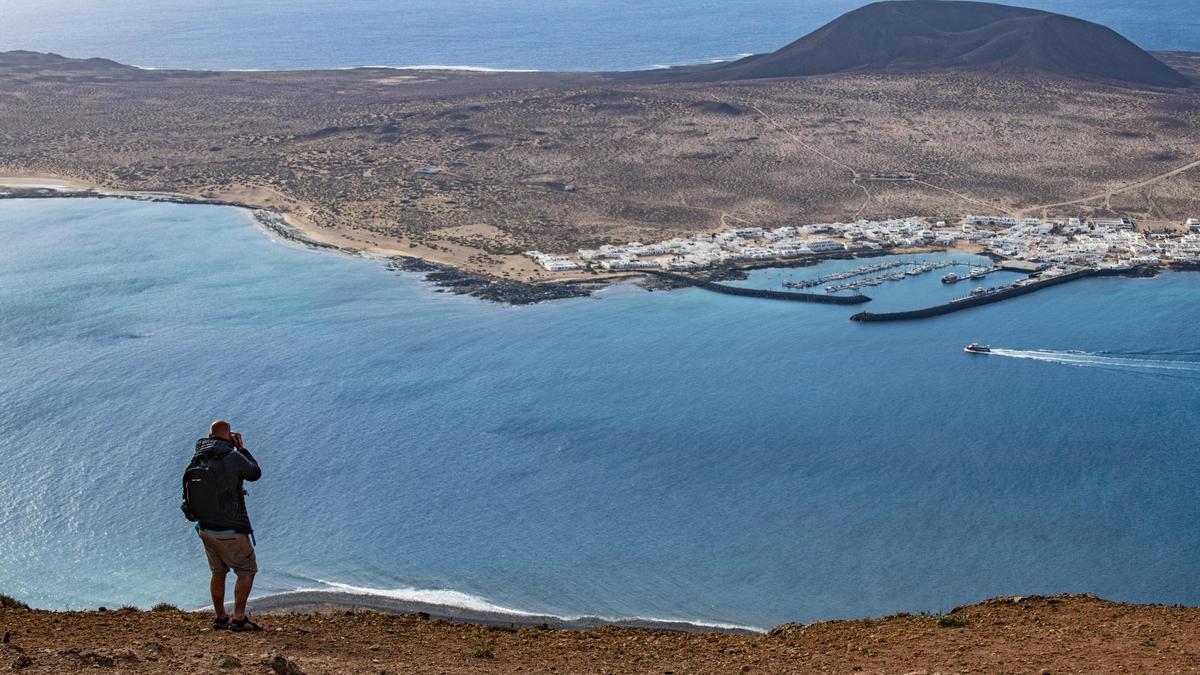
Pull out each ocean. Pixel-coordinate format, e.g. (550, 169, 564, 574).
(1, 0, 1198, 72)
(2, 198, 1199, 630)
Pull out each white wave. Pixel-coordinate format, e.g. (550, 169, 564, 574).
(132, 63, 537, 73)
(707, 52, 754, 63)
(989, 349, 1200, 374)
(310, 580, 543, 616)
(649, 52, 758, 70)
(132, 64, 266, 72)
(293, 579, 765, 632)
(345, 64, 540, 73)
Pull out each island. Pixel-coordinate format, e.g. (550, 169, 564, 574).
(2, 0, 1198, 304)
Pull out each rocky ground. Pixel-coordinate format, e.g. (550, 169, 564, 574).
(2, 594, 1199, 673)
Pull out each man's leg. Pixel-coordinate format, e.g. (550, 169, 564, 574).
(210, 572, 228, 618)
(232, 574, 254, 621)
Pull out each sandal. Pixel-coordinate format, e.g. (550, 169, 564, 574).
(229, 616, 263, 632)
(212, 616, 231, 631)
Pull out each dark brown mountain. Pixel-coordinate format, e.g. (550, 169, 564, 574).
(0, 50, 134, 72)
(636, 0, 1190, 88)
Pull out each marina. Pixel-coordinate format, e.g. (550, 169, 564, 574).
(821, 260, 961, 293)
(646, 270, 872, 304)
(850, 265, 1148, 322)
(942, 266, 1001, 284)
(782, 260, 912, 289)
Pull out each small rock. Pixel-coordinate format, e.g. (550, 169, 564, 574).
(212, 654, 241, 668)
(77, 651, 115, 667)
(10, 655, 32, 671)
(261, 652, 305, 675)
(368, 644, 380, 651)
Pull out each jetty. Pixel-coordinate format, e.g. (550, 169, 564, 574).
(646, 271, 871, 304)
(941, 265, 1001, 284)
(823, 260, 961, 293)
(850, 266, 1144, 321)
(783, 259, 910, 289)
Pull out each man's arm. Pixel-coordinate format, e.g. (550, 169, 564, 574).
(231, 433, 262, 481)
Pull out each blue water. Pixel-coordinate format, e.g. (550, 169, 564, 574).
(2, 198, 1199, 630)
(1, 0, 1197, 71)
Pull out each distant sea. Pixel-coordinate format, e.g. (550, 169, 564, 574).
(2, 198, 1200, 629)
(1, 0, 1198, 72)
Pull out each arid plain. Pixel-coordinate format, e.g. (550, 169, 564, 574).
(2, 50, 1199, 282)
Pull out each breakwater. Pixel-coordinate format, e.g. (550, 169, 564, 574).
(850, 267, 1143, 322)
(646, 270, 871, 304)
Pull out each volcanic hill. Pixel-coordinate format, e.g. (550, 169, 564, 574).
(644, 0, 1190, 88)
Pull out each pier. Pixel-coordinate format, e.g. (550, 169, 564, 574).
(850, 266, 1142, 322)
(940, 266, 1001, 284)
(783, 260, 911, 289)
(646, 271, 871, 304)
(823, 260, 961, 293)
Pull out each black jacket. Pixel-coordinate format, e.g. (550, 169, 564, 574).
(190, 437, 262, 533)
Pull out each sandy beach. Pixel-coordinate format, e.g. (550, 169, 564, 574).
(246, 590, 761, 634)
(0, 175, 602, 284)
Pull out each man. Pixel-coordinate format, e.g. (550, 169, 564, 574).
(182, 420, 263, 632)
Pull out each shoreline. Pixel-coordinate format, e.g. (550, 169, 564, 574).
(0, 180, 620, 304)
(2, 178, 1186, 310)
(0, 178, 954, 305)
(245, 590, 763, 635)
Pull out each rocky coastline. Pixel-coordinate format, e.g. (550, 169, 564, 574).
(0, 187, 612, 304)
(384, 256, 610, 304)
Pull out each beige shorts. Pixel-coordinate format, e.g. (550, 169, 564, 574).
(199, 531, 258, 577)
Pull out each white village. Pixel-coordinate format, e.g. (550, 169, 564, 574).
(526, 216, 1200, 274)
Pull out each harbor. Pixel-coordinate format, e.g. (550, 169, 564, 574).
(940, 265, 1001, 284)
(521, 210, 1200, 316)
(662, 250, 1157, 322)
(782, 259, 912, 289)
(850, 265, 1150, 322)
(645, 270, 872, 304)
(819, 260, 962, 293)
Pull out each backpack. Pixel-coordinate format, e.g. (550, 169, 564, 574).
(180, 452, 239, 525)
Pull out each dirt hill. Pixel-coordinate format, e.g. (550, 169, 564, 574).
(645, 0, 1190, 88)
(3, 594, 1199, 673)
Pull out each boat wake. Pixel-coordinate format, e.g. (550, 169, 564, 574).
(988, 348, 1200, 375)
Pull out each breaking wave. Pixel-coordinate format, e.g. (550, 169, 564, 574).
(272, 579, 766, 633)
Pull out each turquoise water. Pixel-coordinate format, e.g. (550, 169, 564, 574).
(2, 0, 1197, 71)
(2, 198, 1199, 629)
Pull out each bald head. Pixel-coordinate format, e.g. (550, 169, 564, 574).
(210, 420, 232, 440)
